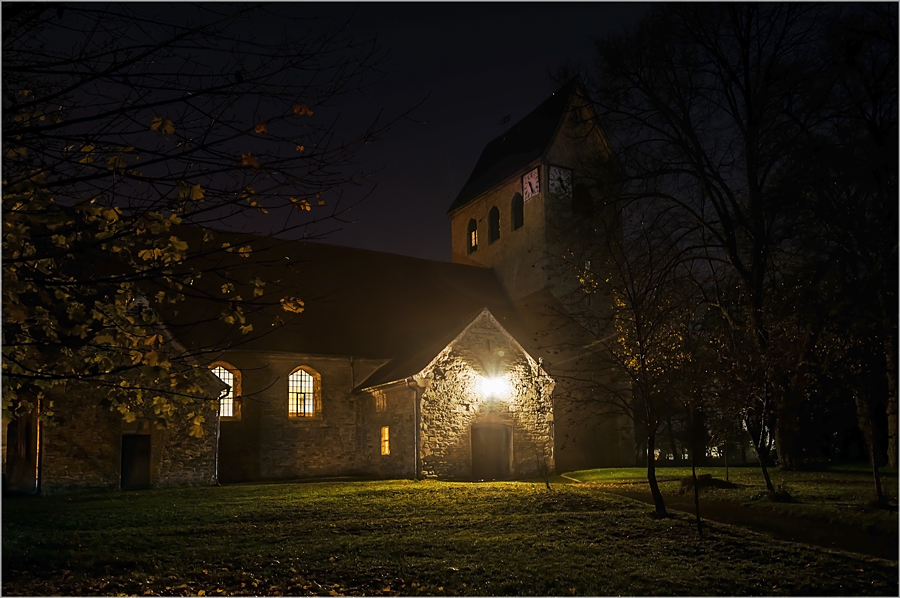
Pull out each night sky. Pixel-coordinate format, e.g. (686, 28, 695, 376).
(277, 3, 649, 262)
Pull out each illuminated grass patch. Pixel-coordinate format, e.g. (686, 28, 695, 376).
(3, 480, 897, 596)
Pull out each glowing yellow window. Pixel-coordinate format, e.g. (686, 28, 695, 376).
(288, 367, 320, 418)
(210, 363, 241, 420)
(380, 426, 390, 455)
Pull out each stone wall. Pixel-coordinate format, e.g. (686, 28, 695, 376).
(152, 402, 218, 488)
(40, 399, 125, 494)
(449, 166, 550, 302)
(359, 384, 417, 478)
(39, 395, 218, 495)
(216, 351, 387, 480)
(418, 311, 554, 479)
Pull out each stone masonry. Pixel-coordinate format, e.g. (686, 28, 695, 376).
(418, 310, 554, 479)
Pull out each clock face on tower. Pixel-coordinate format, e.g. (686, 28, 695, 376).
(549, 165, 572, 196)
(522, 167, 540, 201)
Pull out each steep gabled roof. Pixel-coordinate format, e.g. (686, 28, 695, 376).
(356, 307, 539, 391)
(163, 228, 528, 362)
(447, 78, 580, 214)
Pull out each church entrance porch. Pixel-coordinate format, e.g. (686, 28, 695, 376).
(471, 423, 512, 480)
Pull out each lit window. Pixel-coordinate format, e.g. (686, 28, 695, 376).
(210, 363, 241, 419)
(374, 391, 386, 412)
(466, 219, 478, 254)
(381, 426, 390, 455)
(511, 193, 524, 230)
(288, 366, 320, 417)
(488, 206, 500, 243)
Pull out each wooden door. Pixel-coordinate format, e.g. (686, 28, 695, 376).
(121, 434, 151, 489)
(471, 424, 512, 480)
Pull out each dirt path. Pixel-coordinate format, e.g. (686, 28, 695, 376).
(604, 488, 898, 561)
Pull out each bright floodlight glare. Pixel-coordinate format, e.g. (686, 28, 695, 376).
(478, 376, 511, 400)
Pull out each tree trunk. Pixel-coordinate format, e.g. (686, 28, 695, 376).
(690, 410, 703, 538)
(724, 441, 729, 482)
(744, 417, 776, 494)
(885, 333, 898, 469)
(691, 404, 710, 466)
(853, 391, 884, 503)
(646, 431, 667, 517)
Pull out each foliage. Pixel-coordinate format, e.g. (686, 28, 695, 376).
(2, 4, 403, 427)
(567, 2, 897, 476)
(4, 480, 898, 596)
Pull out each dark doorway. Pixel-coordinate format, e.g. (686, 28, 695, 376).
(471, 424, 512, 480)
(121, 434, 151, 489)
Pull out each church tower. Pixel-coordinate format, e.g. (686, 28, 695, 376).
(447, 80, 635, 471)
(447, 79, 610, 303)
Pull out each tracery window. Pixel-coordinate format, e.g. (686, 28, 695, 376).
(288, 366, 321, 418)
(211, 363, 241, 419)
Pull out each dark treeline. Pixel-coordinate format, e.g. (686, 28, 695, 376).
(549, 3, 897, 513)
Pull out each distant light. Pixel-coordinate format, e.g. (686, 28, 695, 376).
(478, 376, 511, 400)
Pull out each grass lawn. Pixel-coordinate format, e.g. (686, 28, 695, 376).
(3, 479, 897, 596)
(565, 464, 899, 530)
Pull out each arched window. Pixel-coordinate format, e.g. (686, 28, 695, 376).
(210, 362, 241, 420)
(466, 219, 478, 254)
(488, 206, 500, 244)
(511, 193, 524, 230)
(288, 366, 321, 418)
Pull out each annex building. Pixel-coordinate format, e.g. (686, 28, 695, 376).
(3, 80, 633, 494)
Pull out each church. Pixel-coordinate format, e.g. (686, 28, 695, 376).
(4, 80, 634, 494)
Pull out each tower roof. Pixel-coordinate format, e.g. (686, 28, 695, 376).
(447, 78, 580, 214)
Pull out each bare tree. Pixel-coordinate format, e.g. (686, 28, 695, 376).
(2, 4, 409, 427)
(581, 3, 897, 478)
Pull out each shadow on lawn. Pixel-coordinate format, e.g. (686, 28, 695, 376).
(606, 487, 899, 561)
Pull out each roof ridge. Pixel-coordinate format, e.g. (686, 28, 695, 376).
(447, 78, 582, 213)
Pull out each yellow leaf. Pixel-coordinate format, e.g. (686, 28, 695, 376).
(145, 351, 160, 367)
(241, 153, 260, 169)
(280, 297, 305, 314)
(150, 116, 175, 135)
(5, 305, 26, 323)
(4, 146, 27, 158)
(170, 236, 188, 252)
(237, 245, 252, 258)
(254, 122, 267, 134)
(79, 144, 95, 164)
(293, 104, 314, 116)
(296, 145, 305, 152)
(291, 197, 311, 211)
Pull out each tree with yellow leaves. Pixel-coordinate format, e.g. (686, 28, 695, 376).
(2, 4, 405, 437)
